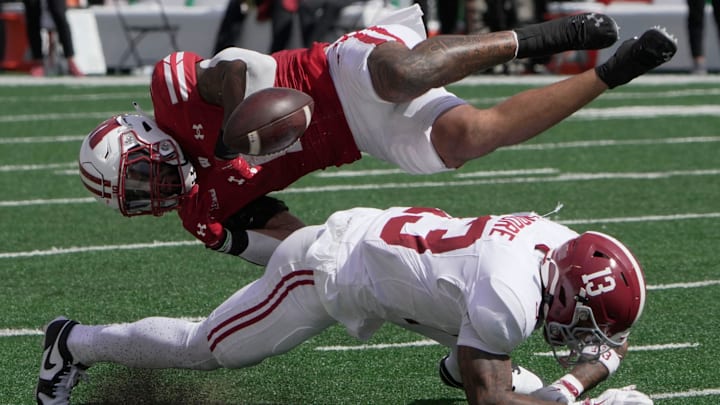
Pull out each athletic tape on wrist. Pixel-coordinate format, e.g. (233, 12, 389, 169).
(582, 345, 621, 376)
(556, 373, 584, 399)
(598, 348, 621, 376)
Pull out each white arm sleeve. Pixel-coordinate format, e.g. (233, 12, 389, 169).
(240, 230, 283, 266)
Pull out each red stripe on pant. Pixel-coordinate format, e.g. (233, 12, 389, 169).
(207, 270, 315, 351)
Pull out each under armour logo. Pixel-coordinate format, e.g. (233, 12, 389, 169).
(227, 176, 246, 186)
(197, 157, 211, 168)
(196, 223, 207, 237)
(192, 124, 204, 140)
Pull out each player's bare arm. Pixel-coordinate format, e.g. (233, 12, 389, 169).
(569, 340, 629, 391)
(429, 69, 608, 169)
(196, 59, 248, 125)
(367, 33, 517, 103)
(257, 210, 306, 240)
(197, 60, 250, 160)
(458, 346, 564, 404)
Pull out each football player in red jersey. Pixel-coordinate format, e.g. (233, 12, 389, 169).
(79, 5, 677, 265)
(36, 206, 653, 404)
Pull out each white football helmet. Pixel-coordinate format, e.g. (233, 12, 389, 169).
(78, 114, 195, 217)
(539, 231, 646, 366)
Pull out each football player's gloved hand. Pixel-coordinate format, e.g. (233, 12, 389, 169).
(575, 385, 653, 405)
(219, 156, 260, 180)
(532, 379, 578, 403)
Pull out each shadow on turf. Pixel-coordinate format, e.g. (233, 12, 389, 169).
(82, 368, 466, 404)
(409, 398, 467, 404)
(82, 368, 244, 405)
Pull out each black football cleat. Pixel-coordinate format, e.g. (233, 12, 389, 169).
(515, 12, 619, 59)
(36, 317, 88, 405)
(596, 26, 678, 88)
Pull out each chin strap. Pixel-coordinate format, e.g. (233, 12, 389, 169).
(535, 243, 555, 325)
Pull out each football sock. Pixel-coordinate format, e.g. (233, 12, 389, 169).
(514, 13, 618, 59)
(67, 318, 220, 370)
(596, 27, 677, 88)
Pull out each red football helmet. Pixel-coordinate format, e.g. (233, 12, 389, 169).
(539, 231, 646, 365)
(78, 114, 195, 217)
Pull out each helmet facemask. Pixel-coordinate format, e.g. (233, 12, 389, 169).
(79, 114, 196, 217)
(544, 299, 628, 367)
(118, 130, 192, 216)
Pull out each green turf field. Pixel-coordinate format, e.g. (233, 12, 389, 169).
(1, 74, 719, 404)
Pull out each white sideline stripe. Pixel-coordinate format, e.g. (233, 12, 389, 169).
(1, 134, 717, 151)
(315, 169, 405, 178)
(0, 135, 85, 144)
(315, 341, 700, 354)
(277, 168, 720, 194)
(4, 168, 720, 206)
(466, 89, 720, 106)
(0, 197, 94, 207)
(651, 388, 720, 400)
(316, 339, 438, 351)
(456, 74, 720, 86)
(1, 73, 718, 87)
(456, 168, 559, 178)
(558, 212, 720, 225)
(0, 92, 143, 103)
(534, 342, 700, 357)
(0, 111, 119, 123)
(1, 106, 718, 124)
(504, 135, 720, 151)
(0, 162, 76, 172)
(0, 240, 199, 259)
(571, 105, 720, 119)
(646, 279, 720, 291)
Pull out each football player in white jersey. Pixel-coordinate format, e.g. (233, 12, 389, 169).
(37, 206, 652, 404)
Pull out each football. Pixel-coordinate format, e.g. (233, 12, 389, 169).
(223, 87, 314, 156)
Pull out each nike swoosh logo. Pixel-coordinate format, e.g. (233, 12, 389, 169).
(41, 322, 69, 375)
(43, 339, 57, 371)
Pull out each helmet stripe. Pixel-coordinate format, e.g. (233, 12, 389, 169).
(78, 164, 110, 187)
(80, 180, 111, 199)
(88, 117, 121, 149)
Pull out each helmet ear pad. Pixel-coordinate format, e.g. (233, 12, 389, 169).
(543, 231, 646, 359)
(79, 114, 196, 216)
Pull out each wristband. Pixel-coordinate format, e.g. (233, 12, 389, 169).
(557, 373, 584, 398)
(581, 345, 622, 376)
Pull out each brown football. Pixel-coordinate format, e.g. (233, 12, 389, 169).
(223, 87, 314, 156)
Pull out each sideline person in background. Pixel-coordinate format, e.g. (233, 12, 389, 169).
(213, 0, 252, 54)
(78, 5, 677, 266)
(22, 0, 83, 77)
(37, 205, 652, 405)
(686, 0, 720, 74)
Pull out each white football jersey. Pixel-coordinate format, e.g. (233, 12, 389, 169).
(307, 207, 578, 355)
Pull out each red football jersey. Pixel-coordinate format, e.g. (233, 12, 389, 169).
(150, 44, 361, 248)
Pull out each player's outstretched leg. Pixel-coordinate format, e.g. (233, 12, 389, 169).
(36, 317, 88, 405)
(596, 27, 678, 88)
(515, 13, 619, 59)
